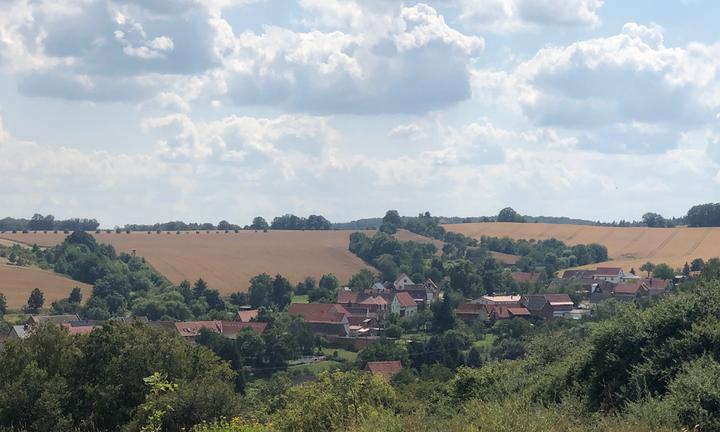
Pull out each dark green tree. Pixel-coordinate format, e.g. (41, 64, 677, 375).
(0, 293, 6, 316)
(250, 216, 269, 230)
(271, 274, 292, 309)
(348, 269, 375, 291)
(652, 263, 675, 280)
(68, 287, 82, 304)
(431, 295, 456, 333)
(193, 278, 209, 299)
(497, 207, 525, 223)
(25, 288, 45, 314)
(248, 273, 273, 308)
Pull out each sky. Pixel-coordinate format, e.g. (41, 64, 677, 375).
(1, 0, 719, 227)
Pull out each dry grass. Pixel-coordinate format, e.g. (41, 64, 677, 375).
(444, 222, 720, 271)
(0, 264, 91, 309)
(0, 230, 373, 295)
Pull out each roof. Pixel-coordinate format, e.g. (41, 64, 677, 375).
(395, 291, 417, 308)
(595, 267, 623, 277)
(562, 270, 594, 279)
(641, 278, 670, 290)
(11, 325, 31, 339)
(337, 291, 360, 304)
(365, 360, 403, 380)
(614, 283, 647, 296)
(29, 314, 80, 325)
(234, 309, 259, 322)
(174, 321, 223, 338)
(522, 295, 551, 312)
(220, 321, 267, 336)
(545, 293, 574, 306)
(360, 296, 388, 306)
(511, 272, 540, 284)
(489, 305, 530, 319)
(288, 303, 348, 324)
(394, 273, 414, 284)
(62, 323, 99, 336)
(482, 295, 522, 304)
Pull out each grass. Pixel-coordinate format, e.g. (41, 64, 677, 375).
(325, 348, 358, 363)
(473, 334, 496, 349)
(289, 360, 343, 374)
(291, 295, 309, 304)
(402, 332, 431, 342)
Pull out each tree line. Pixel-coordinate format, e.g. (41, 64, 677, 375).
(0, 214, 100, 232)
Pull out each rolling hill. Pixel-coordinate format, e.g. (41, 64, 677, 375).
(443, 222, 720, 272)
(0, 230, 383, 297)
(0, 263, 92, 309)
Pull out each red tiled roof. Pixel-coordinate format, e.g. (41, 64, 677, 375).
(337, 291, 360, 304)
(365, 360, 403, 380)
(174, 321, 222, 338)
(456, 303, 485, 314)
(595, 267, 623, 276)
(220, 321, 267, 335)
(614, 283, 646, 296)
(488, 305, 530, 319)
(507, 307, 531, 316)
(395, 291, 417, 308)
(360, 296, 388, 306)
(544, 293, 574, 306)
(62, 324, 99, 336)
(234, 309, 259, 322)
(288, 303, 348, 324)
(640, 278, 670, 290)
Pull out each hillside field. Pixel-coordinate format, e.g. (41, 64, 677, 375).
(444, 222, 720, 272)
(0, 229, 435, 297)
(0, 264, 92, 309)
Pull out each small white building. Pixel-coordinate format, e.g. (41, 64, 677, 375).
(592, 267, 625, 284)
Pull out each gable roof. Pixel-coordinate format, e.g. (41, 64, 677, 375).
(220, 321, 267, 336)
(614, 283, 647, 296)
(456, 303, 486, 315)
(562, 269, 594, 279)
(11, 325, 31, 339)
(595, 267, 623, 277)
(482, 295, 522, 305)
(288, 303, 348, 324)
(395, 291, 417, 308)
(234, 309, 259, 322)
(174, 321, 223, 338)
(337, 291, 360, 304)
(511, 272, 540, 284)
(29, 314, 81, 326)
(394, 273, 414, 284)
(544, 293, 574, 306)
(365, 360, 403, 380)
(488, 305, 530, 319)
(641, 278, 670, 291)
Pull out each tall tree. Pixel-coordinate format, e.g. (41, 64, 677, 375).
(26, 288, 45, 313)
(0, 293, 6, 316)
(348, 269, 375, 291)
(248, 273, 273, 308)
(431, 295, 456, 333)
(640, 262, 656, 278)
(193, 279, 209, 299)
(271, 274, 292, 309)
(250, 216, 269, 230)
(68, 287, 82, 304)
(497, 207, 525, 223)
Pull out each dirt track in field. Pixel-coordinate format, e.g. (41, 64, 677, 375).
(443, 222, 720, 271)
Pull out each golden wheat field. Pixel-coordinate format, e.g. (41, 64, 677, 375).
(0, 229, 384, 297)
(0, 264, 92, 308)
(443, 222, 720, 272)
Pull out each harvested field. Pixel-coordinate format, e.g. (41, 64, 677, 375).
(443, 222, 720, 272)
(394, 229, 444, 250)
(0, 230, 373, 294)
(0, 264, 92, 309)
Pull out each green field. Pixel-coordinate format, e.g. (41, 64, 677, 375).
(291, 295, 309, 304)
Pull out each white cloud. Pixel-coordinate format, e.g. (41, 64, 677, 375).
(459, 0, 603, 33)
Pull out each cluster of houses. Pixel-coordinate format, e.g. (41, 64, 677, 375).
(557, 267, 672, 302)
(0, 310, 269, 348)
(287, 276, 438, 343)
(455, 292, 587, 324)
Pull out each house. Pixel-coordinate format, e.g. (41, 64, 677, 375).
(521, 294, 574, 320)
(365, 360, 403, 380)
(511, 272, 541, 285)
(562, 269, 595, 280)
(479, 295, 523, 306)
(487, 305, 531, 321)
(456, 303, 490, 324)
(394, 291, 418, 317)
(288, 303, 350, 337)
(393, 273, 415, 290)
(640, 278, 670, 296)
(174, 321, 267, 340)
(613, 283, 649, 300)
(27, 314, 81, 326)
(6, 325, 31, 341)
(593, 268, 625, 284)
(397, 279, 439, 306)
(234, 309, 259, 322)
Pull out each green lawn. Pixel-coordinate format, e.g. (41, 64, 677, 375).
(289, 360, 342, 374)
(291, 295, 309, 304)
(473, 334, 496, 349)
(324, 348, 357, 363)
